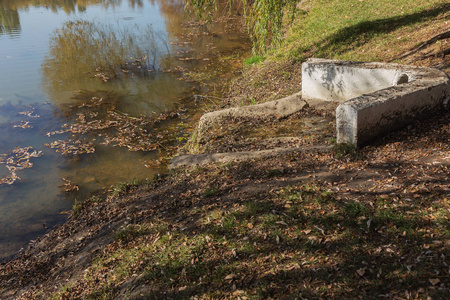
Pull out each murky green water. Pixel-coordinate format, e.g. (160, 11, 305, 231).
(0, 0, 249, 260)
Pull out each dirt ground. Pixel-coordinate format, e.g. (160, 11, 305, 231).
(0, 102, 448, 299)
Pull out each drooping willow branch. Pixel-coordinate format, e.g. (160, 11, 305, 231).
(184, 0, 300, 53)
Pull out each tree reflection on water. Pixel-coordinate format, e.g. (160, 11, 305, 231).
(0, 0, 148, 36)
(40, 16, 187, 117)
(0, 0, 136, 13)
(0, 5, 20, 35)
(42, 19, 170, 88)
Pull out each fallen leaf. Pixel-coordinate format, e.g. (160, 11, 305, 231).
(225, 273, 236, 280)
(356, 268, 366, 277)
(276, 221, 288, 226)
(429, 278, 440, 285)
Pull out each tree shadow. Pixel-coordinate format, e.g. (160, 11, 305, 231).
(117, 153, 449, 298)
(312, 3, 450, 57)
(133, 177, 449, 299)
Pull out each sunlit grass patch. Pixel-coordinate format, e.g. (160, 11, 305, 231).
(278, 0, 449, 62)
(243, 55, 265, 65)
(109, 179, 141, 198)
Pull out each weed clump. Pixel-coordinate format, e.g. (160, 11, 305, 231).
(332, 143, 363, 160)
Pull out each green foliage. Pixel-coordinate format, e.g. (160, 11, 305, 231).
(109, 179, 140, 197)
(243, 55, 265, 65)
(247, 0, 298, 52)
(280, 0, 449, 61)
(185, 0, 300, 53)
(72, 199, 83, 215)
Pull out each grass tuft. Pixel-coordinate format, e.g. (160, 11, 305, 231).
(243, 55, 265, 65)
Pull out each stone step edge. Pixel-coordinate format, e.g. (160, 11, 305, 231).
(169, 145, 332, 169)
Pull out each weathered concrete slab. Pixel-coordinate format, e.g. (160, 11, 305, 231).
(302, 58, 450, 146)
(198, 92, 307, 133)
(170, 146, 331, 169)
(302, 59, 408, 102)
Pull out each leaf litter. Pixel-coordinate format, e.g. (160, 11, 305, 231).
(45, 92, 183, 156)
(0, 147, 43, 185)
(0, 108, 447, 299)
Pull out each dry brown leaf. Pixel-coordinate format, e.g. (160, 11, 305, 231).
(429, 278, 440, 285)
(225, 273, 236, 280)
(356, 268, 366, 277)
(276, 221, 288, 226)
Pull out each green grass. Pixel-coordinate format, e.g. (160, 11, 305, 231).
(203, 186, 218, 197)
(276, 0, 449, 62)
(243, 55, 265, 65)
(109, 179, 141, 197)
(51, 175, 450, 299)
(114, 224, 154, 243)
(332, 142, 363, 160)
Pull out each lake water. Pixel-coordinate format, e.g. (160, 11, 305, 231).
(0, 0, 249, 260)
